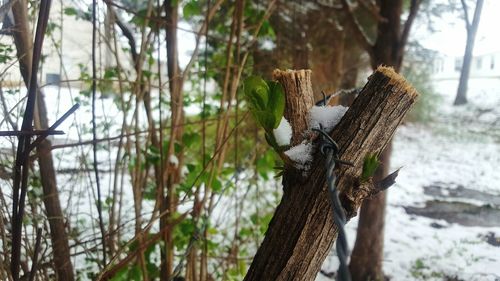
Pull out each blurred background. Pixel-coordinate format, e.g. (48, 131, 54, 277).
(0, 0, 498, 280)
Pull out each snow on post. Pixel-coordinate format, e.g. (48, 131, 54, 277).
(273, 117, 292, 146)
(284, 141, 313, 171)
(168, 154, 179, 167)
(309, 105, 348, 132)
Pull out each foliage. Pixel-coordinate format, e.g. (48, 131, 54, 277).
(409, 258, 445, 280)
(243, 76, 285, 151)
(402, 42, 442, 123)
(0, 43, 14, 63)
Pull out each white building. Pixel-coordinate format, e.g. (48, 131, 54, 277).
(432, 52, 500, 81)
(0, 2, 167, 88)
(431, 50, 500, 99)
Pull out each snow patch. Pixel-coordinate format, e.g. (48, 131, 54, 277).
(168, 155, 179, 167)
(273, 117, 292, 146)
(284, 141, 313, 170)
(309, 105, 348, 131)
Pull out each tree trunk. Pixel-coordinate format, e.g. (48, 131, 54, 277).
(346, 0, 422, 278)
(10, 1, 75, 280)
(243, 66, 418, 281)
(339, 36, 362, 106)
(348, 146, 390, 281)
(454, 0, 484, 105)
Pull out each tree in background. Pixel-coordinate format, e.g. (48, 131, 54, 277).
(454, 0, 484, 105)
(340, 0, 421, 280)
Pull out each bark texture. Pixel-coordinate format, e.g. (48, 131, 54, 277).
(244, 67, 418, 281)
(11, 1, 75, 280)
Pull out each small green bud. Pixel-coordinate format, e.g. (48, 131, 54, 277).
(361, 153, 379, 182)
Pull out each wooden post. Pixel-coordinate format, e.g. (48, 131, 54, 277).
(244, 66, 418, 281)
(273, 69, 315, 146)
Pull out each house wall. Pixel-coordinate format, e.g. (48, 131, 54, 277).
(432, 52, 500, 81)
(0, 2, 167, 89)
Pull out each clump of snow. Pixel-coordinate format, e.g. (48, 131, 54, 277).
(284, 141, 313, 170)
(273, 117, 292, 146)
(168, 155, 179, 167)
(181, 165, 189, 177)
(309, 105, 348, 131)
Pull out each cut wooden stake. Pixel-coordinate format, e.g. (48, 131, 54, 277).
(273, 69, 315, 146)
(244, 66, 418, 281)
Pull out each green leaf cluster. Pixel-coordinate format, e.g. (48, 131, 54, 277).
(243, 76, 285, 132)
(243, 76, 287, 151)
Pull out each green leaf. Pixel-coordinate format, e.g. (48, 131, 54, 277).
(361, 153, 379, 182)
(266, 81, 285, 128)
(255, 111, 275, 131)
(212, 177, 223, 193)
(183, 1, 200, 19)
(259, 20, 276, 38)
(64, 7, 78, 16)
(182, 132, 201, 148)
(128, 265, 141, 281)
(244, 76, 269, 111)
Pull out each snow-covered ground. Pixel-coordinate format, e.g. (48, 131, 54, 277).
(320, 78, 500, 281)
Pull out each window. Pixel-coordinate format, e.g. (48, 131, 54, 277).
(454, 58, 462, 72)
(46, 73, 60, 86)
(476, 57, 482, 69)
(491, 56, 495, 70)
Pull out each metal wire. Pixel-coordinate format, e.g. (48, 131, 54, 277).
(313, 127, 352, 281)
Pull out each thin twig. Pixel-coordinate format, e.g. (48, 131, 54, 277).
(398, 0, 421, 66)
(91, 0, 107, 267)
(339, 0, 374, 57)
(0, 130, 64, 137)
(27, 103, 80, 152)
(28, 228, 42, 281)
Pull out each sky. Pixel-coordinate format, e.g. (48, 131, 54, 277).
(416, 0, 500, 56)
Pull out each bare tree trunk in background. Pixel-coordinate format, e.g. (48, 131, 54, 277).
(341, 0, 421, 280)
(454, 0, 484, 105)
(348, 2, 402, 279)
(292, 4, 309, 70)
(10, 1, 74, 280)
(310, 24, 345, 102)
(339, 43, 361, 106)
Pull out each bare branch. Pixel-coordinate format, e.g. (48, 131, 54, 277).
(106, 4, 139, 65)
(398, 0, 421, 64)
(358, 0, 384, 22)
(460, 0, 471, 32)
(180, 0, 225, 84)
(339, 0, 374, 58)
(0, 130, 64, 137)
